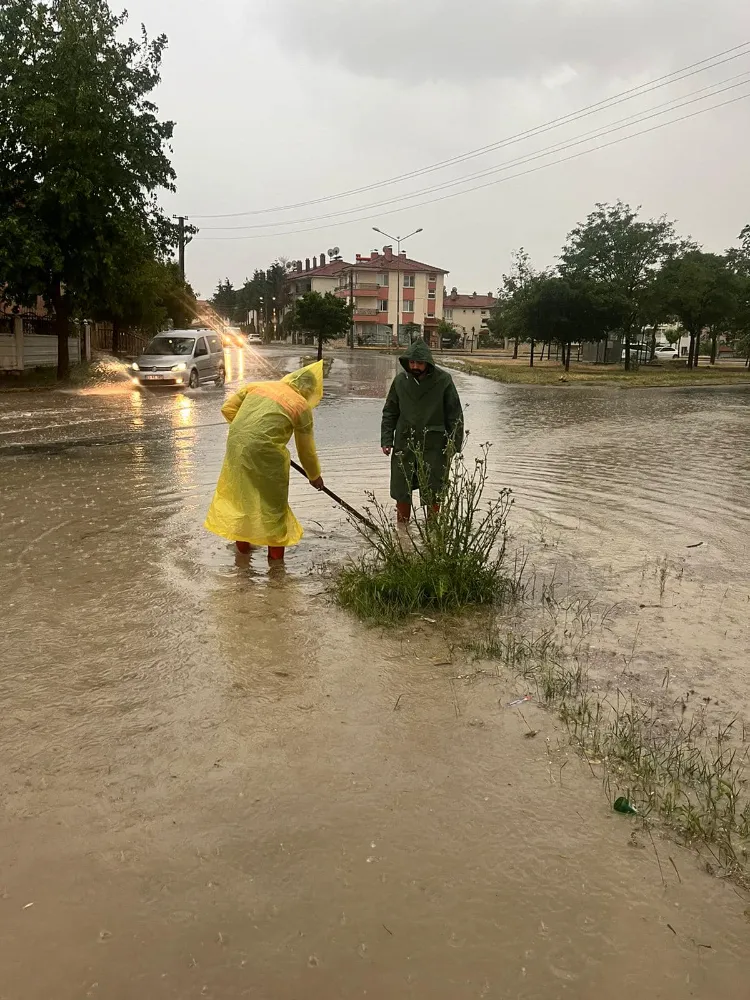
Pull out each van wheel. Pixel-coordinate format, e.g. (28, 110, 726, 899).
(188, 368, 199, 389)
(215, 367, 225, 387)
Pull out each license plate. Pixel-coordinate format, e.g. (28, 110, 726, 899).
(144, 374, 162, 380)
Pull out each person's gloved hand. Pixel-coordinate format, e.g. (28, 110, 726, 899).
(310, 476, 325, 490)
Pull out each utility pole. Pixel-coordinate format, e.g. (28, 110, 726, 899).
(349, 268, 355, 349)
(373, 226, 422, 348)
(395, 243, 400, 349)
(173, 215, 189, 282)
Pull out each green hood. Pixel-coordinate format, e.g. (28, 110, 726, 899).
(399, 338, 435, 373)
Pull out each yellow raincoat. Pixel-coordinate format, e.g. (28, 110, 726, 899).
(204, 361, 324, 547)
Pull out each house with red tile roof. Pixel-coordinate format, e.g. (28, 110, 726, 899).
(442, 287, 495, 343)
(285, 253, 352, 301)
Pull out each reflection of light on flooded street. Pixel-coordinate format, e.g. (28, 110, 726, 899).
(129, 389, 144, 427)
(172, 393, 195, 489)
(174, 394, 194, 428)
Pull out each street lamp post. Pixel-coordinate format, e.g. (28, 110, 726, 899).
(372, 226, 422, 348)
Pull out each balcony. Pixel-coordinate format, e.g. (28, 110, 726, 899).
(353, 309, 379, 321)
(335, 282, 380, 297)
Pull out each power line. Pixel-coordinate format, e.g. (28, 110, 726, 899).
(198, 72, 750, 231)
(195, 90, 750, 242)
(189, 41, 750, 220)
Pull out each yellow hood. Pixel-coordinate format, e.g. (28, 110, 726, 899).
(282, 360, 324, 409)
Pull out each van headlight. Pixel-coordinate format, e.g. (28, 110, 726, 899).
(172, 362, 187, 371)
(131, 362, 140, 371)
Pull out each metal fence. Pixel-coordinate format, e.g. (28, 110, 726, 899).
(89, 323, 148, 357)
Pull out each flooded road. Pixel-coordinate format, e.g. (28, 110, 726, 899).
(1, 349, 749, 998)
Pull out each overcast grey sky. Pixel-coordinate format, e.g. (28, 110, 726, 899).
(121, 0, 750, 297)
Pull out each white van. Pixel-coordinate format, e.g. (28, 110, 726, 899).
(132, 330, 225, 389)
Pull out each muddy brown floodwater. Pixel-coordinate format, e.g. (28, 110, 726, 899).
(1, 348, 749, 998)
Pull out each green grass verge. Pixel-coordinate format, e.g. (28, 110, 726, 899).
(451, 359, 750, 388)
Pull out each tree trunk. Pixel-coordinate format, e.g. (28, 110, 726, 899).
(513, 336, 519, 360)
(317, 330, 323, 361)
(112, 319, 120, 355)
(529, 339, 535, 367)
(649, 327, 657, 361)
(688, 330, 701, 368)
(624, 333, 631, 371)
(565, 341, 572, 371)
(710, 329, 718, 365)
(51, 281, 70, 380)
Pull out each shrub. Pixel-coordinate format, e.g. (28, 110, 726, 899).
(334, 445, 519, 622)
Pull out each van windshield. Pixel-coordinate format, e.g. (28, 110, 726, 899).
(144, 337, 195, 356)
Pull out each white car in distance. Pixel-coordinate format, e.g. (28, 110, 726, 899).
(654, 345, 680, 361)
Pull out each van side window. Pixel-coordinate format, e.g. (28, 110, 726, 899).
(207, 334, 222, 353)
(195, 337, 208, 357)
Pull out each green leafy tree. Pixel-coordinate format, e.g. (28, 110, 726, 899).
(654, 252, 740, 368)
(0, 0, 179, 377)
(292, 291, 352, 360)
(560, 201, 688, 370)
(89, 219, 196, 349)
(156, 262, 198, 331)
(230, 261, 291, 340)
(211, 279, 238, 322)
(488, 248, 536, 357)
(726, 224, 750, 366)
(508, 275, 624, 370)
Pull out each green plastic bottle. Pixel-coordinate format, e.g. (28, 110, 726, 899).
(613, 796, 638, 815)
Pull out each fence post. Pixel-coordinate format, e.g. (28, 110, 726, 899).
(13, 316, 24, 371)
(83, 322, 92, 362)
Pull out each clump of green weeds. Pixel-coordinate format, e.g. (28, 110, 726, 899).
(335, 445, 523, 622)
(475, 614, 750, 885)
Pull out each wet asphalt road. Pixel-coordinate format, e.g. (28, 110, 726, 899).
(1, 347, 750, 998)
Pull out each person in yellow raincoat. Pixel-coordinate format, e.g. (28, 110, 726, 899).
(204, 361, 325, 562)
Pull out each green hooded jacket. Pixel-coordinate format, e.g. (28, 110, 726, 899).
(381, 339, 464, 504)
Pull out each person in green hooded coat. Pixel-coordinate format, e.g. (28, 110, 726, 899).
(380, 339, 464, 522)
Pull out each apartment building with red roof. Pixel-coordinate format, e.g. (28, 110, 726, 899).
(334, 245, 448, 345)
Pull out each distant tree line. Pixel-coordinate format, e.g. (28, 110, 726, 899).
(486, 202, 750, 369)
(0, 0, 196, 378)
(210, 262, 290, 340)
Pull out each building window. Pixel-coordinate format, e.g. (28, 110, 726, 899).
(481, 309, 487, 315)
(444, 309, 453, 320)
(403, 299, 414, 312)
(428, 290, 436, 299)
(402, 275, 415, 288)
(377, 273, 389, 286)
(428, 274, 437, 281)
(378, 299, 388, 312)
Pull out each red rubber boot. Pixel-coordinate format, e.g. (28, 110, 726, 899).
(396, 502, 412, 523)
(267, 546, 285, 562)
(236, 541, 251, 554)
